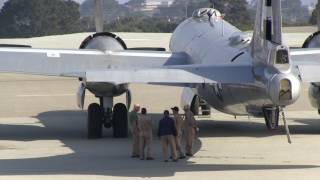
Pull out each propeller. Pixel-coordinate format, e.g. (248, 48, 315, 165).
(126, 90, 132, 110)
(94, 0, 104, 32)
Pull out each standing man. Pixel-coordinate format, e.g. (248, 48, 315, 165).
(138, 108, 154, 160)
(171, 106, 186, 159)
(129, 104, 140, 158)
(158, 110, 178, 162)
(183, 105, 197, 157)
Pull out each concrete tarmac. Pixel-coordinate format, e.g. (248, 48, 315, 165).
(0, 28, 319, 179)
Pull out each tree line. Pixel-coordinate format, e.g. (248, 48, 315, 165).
(0, 0, 317, 38)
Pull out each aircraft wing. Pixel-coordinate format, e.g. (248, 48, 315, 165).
(0, 47, 254, 85)
(291, 49, 320, 82)
(0, 48, 189, 76)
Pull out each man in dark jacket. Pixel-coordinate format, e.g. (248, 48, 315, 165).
(158, 110, 178, 162)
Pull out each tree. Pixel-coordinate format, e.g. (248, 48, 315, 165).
(0, 0, 81, 38)
(213, 0, 251, 30)
(125, 0, 146, 11)
(282, 0, 309, 25)
(80, 0, 129, 24)
(105, 16, 178, 33)
(310, 0, 320, 29)
(157, 0, 251, 30)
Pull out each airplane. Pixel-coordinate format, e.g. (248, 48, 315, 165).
(0, 0, 320, 142)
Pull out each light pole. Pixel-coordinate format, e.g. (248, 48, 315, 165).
(94, 0, 104, 32)
(209, 0, 214, 9)
(317, 0, 320, 30)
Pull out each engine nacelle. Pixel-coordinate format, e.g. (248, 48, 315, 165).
(181, 88, 196, 109)
(302, 31, 320, 48)
(80, 32, 127, 50)
(302, 31, 320, 111)
(308, 83, 320, 109)
(181, 88, 211, 116)
(80, 32, 129, 97)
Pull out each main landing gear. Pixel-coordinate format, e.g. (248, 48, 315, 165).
(87, 97, 128, 139)
(263, 106, 292, 143)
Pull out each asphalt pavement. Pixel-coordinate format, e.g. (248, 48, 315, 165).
(0, 29, 318, 179)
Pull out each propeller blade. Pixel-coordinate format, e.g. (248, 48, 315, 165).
(94, 0, 104, 32)
(77, 83, 86, 109)
(126, 90, 132, 110)
(0, 44, 31, 48)
(127, 47, 166, 51)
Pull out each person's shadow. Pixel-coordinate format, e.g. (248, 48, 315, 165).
(0, 110, 316, 177)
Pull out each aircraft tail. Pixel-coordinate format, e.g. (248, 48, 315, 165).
(251, 0, 286, 64)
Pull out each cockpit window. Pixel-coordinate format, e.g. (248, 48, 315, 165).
(276, 49, 289, 64)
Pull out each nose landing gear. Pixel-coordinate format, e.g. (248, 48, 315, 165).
(263, 106, 292, 143)
(263, 107, 280, 131)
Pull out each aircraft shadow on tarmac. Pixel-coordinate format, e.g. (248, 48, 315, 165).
(0, 110, 317, 177)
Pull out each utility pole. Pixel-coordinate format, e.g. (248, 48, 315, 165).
(209, 0, 214, 9)
(185, 1, 189, 18)
(94, 0, 104, 32)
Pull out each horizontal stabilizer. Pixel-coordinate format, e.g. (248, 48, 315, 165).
(291, 48, 320, 82)
(297, 65, 320, 82)
(291, 49, 320, 66)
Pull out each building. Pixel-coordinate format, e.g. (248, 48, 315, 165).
(141, 0, 174, 16)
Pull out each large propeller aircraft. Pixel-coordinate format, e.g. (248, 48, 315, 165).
(0, 0, 320, 141)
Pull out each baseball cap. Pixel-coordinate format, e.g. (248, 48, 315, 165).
(171, 106, 179, 112)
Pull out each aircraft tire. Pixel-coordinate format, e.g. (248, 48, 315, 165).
(201, 104, 211, 115)
(87, 103, 103, 139)
(112, 103, 128, 138)
(263, 107, 280, 131)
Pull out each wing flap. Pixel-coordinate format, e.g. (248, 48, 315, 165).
(86, 65, 254, 85)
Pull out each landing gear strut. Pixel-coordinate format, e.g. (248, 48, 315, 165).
(263, 107, 280, 131)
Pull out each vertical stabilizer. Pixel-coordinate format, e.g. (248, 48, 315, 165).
(251, 0, 284, 64)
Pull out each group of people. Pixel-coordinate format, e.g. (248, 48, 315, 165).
(128, 104, 198, 162)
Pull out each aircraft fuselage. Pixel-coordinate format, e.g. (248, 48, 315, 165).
(170, 13, 300, 116)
